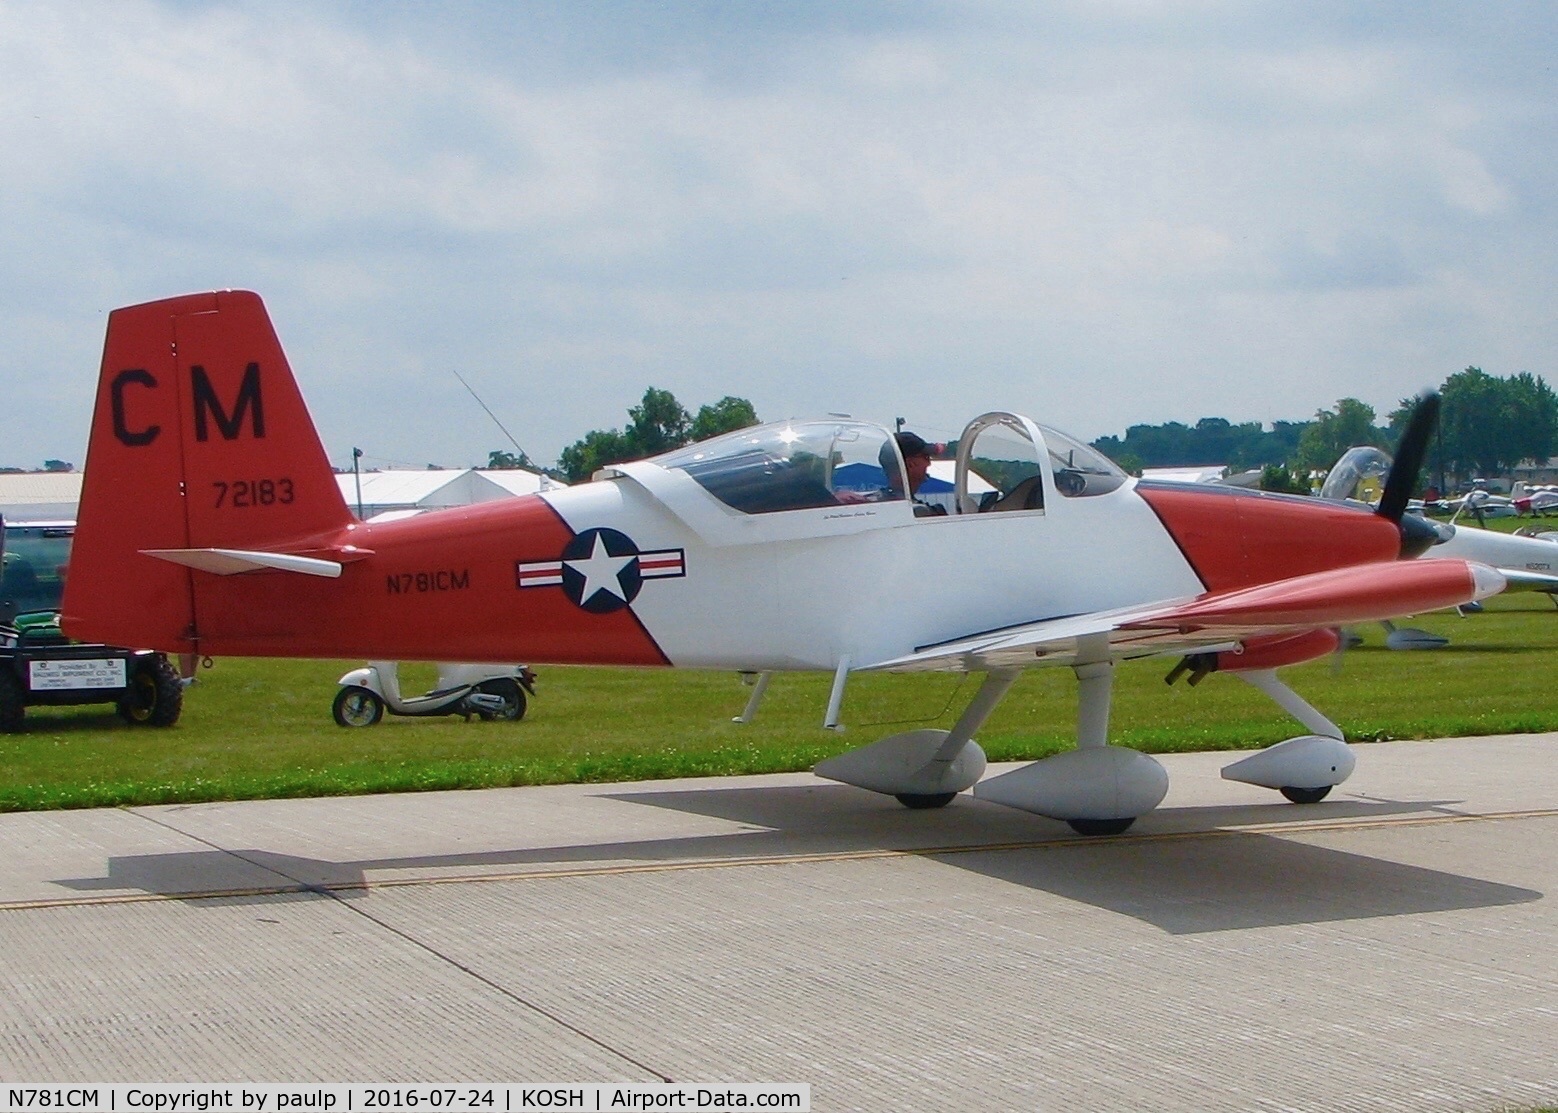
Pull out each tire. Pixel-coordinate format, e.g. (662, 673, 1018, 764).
(1280, 785, 1332, 805)
(475, 677, 525, 721)
(895, 792, 956, 809)
(1067, 817, 1136, 837)
(117, 655, 183, 727)
(0, 669, 25, 733)
(333, 685, 384, 727)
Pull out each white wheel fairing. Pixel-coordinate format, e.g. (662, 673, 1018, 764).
(973, 747, 1169, 821)
(813, 729, 987, 797)
(1221, 735, 1356, 791)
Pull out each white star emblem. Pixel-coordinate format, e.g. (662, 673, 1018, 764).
(564, 532, 636, 607)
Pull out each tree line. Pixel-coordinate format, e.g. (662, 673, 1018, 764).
(486, 388, 761, 484)
(0, 459, 75, 474)
(486, 367, 1553, 494)
(1091, 367, 1556, 492)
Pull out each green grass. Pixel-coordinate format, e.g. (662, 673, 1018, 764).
(3, 594, 1557, 812)
(1440, 512, 1558, 535)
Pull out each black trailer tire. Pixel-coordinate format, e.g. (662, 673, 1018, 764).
(0, 670, 24, 733)
(475, 677, 525, 721)
(117, 655, 184, 727)
(333, 685, 385, 727)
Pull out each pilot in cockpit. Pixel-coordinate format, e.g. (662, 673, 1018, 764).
(890, 431, 930, 495)
(881, 431, 946, 516)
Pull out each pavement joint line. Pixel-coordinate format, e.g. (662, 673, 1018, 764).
(124, 805, 677, 1083)
(2, 804, 1553, 913)
(0, 884, 318, 910)
(312, 873, 677, 1083)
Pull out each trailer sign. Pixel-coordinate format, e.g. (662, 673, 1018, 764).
(29, 657, 127, 690)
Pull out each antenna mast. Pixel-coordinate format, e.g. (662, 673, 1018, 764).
(452, 370, 532, 464)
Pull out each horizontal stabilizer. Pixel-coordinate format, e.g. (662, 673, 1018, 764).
(143, 548, 344, 578)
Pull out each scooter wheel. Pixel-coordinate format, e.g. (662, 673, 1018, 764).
(475, 678, 525, 721)
(333, 685, 385, 727)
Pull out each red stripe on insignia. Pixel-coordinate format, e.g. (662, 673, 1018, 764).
(638, 557, 684, 578)
(517, 559, 564, 587)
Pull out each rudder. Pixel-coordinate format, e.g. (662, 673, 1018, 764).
(62, 290, 352, 651)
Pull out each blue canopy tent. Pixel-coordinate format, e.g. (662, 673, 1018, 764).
(832, 461, 954, 496)
(832, 461, 992, 513)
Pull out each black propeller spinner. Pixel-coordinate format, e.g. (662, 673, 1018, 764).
(1378, 392, 1441, 558)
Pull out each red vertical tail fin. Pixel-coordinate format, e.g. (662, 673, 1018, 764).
(62, 291, 352, 650)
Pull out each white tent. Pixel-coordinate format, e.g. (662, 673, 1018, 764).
(0, 472, 84, 522)
(336, 468, 558, 520)
(479, 469, 556, 497)
(0, 467, 559, 526)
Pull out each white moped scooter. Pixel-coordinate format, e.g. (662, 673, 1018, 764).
(332, 661, 536, 727)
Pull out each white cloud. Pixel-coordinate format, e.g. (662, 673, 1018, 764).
(0, 1, 1554, 471)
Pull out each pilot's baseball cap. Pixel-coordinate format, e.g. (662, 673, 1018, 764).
(895, 432, 935, 458)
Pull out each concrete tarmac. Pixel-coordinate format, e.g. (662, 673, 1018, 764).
(1, 734, 1555, 1111)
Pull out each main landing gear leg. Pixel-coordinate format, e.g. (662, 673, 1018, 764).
(1221, 669, 1355, 804)
(974, 641, 1168, 835)
(896, 669, 1022, 807)
(811, 669, 1017, 806)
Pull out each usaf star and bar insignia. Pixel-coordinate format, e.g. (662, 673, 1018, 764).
(516, 527, 686, 613)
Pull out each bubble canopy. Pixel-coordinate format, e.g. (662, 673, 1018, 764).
(647, 414, 1129, 517)
(652, 420, 905, 515)
(1319, 446, 1393, 504)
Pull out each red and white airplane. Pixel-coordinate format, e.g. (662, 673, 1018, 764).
(62, 291, 1506, 834)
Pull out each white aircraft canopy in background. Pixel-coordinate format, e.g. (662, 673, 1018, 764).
(1319, 446, 1393, 505)
(61, 292, 1508, 835)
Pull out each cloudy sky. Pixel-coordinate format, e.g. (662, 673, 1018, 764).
(2, 1, 1554, 472)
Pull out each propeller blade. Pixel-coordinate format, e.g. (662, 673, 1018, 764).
(1378, 392, 1439, 523)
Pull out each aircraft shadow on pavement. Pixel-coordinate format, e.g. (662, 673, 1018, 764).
(52, 785, 1541, 934)
(944, 835, 1540, 934)
(606, 786, 1545, 934)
